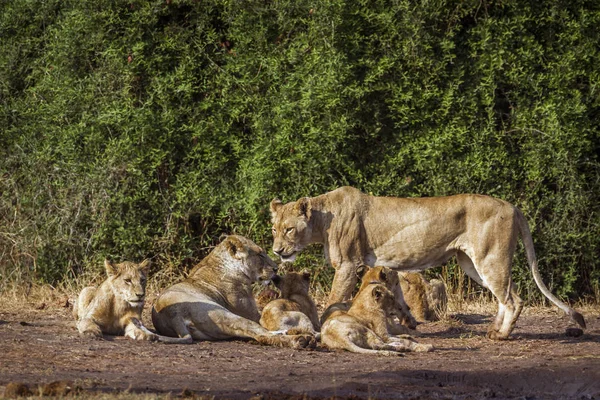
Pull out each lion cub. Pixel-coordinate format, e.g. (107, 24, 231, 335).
(399, 272, 447, 322)
(320, 265, 418, 333)
(260, 271, 321, 335)
(73, 259, 190, 343)
(321, 283, 433, 355)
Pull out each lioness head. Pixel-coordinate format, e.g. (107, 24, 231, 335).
(271, 270, 311, 299)
(105, 259, 151, 307)
(221, 235, 278, 283)
(270, 197, 313, 262)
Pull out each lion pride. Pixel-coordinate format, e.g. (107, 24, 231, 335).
(270, 186, 585, 340)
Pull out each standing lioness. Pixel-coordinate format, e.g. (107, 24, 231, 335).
(270, 186, 586, 339)
(152, 235, 314, 349)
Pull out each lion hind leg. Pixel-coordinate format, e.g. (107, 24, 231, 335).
(73, 287, 96, 320)
(127, 318, 193, 344)
(489, 282, 523, 340)
(386, 336, 434, 352)
(467, 250, 523, 340)
(76, 317, 103, 338)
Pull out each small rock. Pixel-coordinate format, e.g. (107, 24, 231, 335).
(565, 328, 583, 337)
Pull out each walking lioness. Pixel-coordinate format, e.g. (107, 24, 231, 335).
(152, 235, 315, 349)
(270, 186, 586, 339)
(74, 259, 190, 343)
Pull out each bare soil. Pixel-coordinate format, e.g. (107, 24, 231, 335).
(1, 299, 599, 400)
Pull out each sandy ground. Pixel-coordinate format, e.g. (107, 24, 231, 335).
(0, 294, 599, 400)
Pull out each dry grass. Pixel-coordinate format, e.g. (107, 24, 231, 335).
(1, 272, 598, 320)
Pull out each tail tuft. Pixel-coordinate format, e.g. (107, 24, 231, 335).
(568, 310, 586, 329)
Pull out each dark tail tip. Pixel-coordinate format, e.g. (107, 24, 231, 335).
(569, 310, 586, 329)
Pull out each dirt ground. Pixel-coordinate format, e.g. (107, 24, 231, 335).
(1, 296, 599, 400)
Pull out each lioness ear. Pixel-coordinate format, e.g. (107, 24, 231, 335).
(372, 285, 385, 301)
(356, 265, 369, 279)
(301, 270, 311, 281)
(225, 236, 248, 259)
(270, 199, 283, 221)
(104, 259, 117, 277)
(138, 259, 151, 274)
(379, 270, 387, 282)
(294, 197, 311, 219)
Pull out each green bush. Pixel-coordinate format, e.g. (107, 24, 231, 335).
(1, 0, 598, 301)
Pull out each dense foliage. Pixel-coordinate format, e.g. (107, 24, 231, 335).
(1, 0, 598, 300)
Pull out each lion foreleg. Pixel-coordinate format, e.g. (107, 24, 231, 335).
(73, 287, 96, 320)
(328, 262, 358, 306)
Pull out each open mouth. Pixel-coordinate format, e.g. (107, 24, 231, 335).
(279, 252, 297, 262)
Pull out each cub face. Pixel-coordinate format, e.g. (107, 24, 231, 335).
(357, 265, 399, 290)
(105, 259, 151, 307)
(223, 235, 278, 283)
(272, 270, 311, 298)
(269, 198, 313, 262)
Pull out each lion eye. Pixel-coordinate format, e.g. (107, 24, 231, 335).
(285, 227, 294, 234)
(124, 278, 132, 285)
(271, 228, 277, 235)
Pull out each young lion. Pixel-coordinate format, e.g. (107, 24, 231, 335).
(73, 259, 190, 343)
(320, 265, 417, 334)
(151, 235, 315, 349)
(399, 272, 448, 322)
(321, 283, 433, 355)
(260, 271, 321, 335)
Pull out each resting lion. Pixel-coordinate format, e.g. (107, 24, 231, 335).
(151, 235, 314, 349)
(73, 259, 190, 343)
(321, 283, 433, 355)
(270, 186, 586, 339)
(320, 265, 417, 334)
(259, 270, 321, 335)
(399, 272, 447, 322)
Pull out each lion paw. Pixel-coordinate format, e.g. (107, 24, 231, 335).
(290, 334, 317, 350)
(486, 330, 508, 341)
(80, 329, 103, 340)
(415, 343, 434, 352)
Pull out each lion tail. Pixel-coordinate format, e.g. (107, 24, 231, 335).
(516, 208, 586, 329)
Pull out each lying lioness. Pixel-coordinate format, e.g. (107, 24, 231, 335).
(320, 265, 417, 334)
(260, 270, 321, 335)
(321, 283, 433, 355)
(151, 235, 314, 349)
(73, 259, 190, 343)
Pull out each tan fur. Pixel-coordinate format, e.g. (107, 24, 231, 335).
(321, 283, 433, 355)
(399, 272, 447, 322)
(260, 271, 321, 335)
(151, 235, 315, 349)
(74, 259, 189, 343)
(321, 266, 416, 335)
(270, 186, 585, 339)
